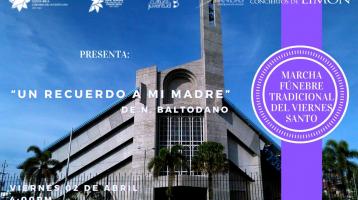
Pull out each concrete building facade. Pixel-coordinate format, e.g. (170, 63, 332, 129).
(47, 0, 280, 199)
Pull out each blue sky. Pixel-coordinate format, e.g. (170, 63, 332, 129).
(0, 1, 357, 173)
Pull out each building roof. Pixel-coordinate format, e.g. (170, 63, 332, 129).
(44, 89, 137, 152)
(223, 98, 281, 152)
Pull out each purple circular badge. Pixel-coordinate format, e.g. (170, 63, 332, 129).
(252, 46, 349, 143)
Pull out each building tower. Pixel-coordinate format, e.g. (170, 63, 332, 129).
(201, 0, 224, 95)
(200, 0, 228, 149)
(132, 0, 228, 175)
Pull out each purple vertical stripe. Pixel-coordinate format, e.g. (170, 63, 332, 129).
(281, 3, 322, 48)
(282, 142, 322, 200)
(281, 3, 323, 200)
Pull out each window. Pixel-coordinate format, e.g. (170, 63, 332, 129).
(208, 0, 215, 25)
(158, 113, 204, 174)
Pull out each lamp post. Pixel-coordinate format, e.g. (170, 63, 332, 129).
(138, 147, 155, 200)
(353, 172, 358, 200)
(63, 129, 73, 200)
(0, 161, 8, 194)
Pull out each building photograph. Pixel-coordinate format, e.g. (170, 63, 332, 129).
(2, 0, 358, 200)
(0, 0, 281, 200)
(42, 1, 280, 199)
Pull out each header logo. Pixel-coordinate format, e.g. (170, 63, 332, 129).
(89, 0, 124, 13)
(148, 0, 180, 10)
(9, 0, 68, 11)
(89, 0, 104, 13)
(199, 0, 244, 7)
(9, 0, 30, 12)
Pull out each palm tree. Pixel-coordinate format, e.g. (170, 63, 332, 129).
(148, 145, 186, 200)
(64, 193, 80, 200)
(19, 145, 62, 197)
(192, 141, 228, 200)
(85, 185, 113, 200)
(63, 184, 113, 200)
(323, 140, 358, 198)
(323, 145, 338, 199)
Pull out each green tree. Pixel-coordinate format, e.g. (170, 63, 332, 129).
(323, 140, 358, 198)
(192, 142, 229, 200)
(19, 145, 62, 197)
(64, 192, 80, 200)
(323, 145, 338, 199)
(84, 184, 113, 200)
(148, 145, 186, 200)
(60, 184, 113, 200)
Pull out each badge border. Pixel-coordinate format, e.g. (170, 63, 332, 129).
(251, 45, 350, 144)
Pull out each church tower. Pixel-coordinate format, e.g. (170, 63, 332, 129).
(200, 0, 224, 106)
(200, 0, 227, 145)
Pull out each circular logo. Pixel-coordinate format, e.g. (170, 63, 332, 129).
(252, 45, 349, 144)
